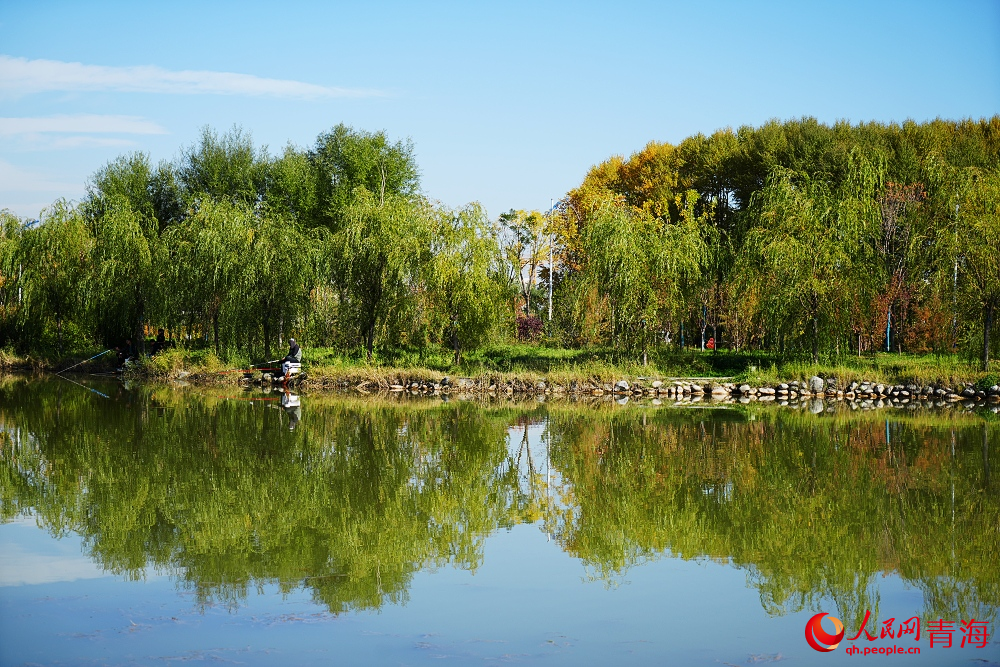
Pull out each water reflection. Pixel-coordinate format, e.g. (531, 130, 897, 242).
(0, 376, 996, 634)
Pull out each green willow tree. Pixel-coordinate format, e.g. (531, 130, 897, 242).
(88, 198, 160, 348)
(426, 204, 506, 364)
(737, 158, 880, 362)
(235, 211, 316, 358)
(329, 190, 429, 359)
(580, 193, 708, 362)
(0, 210, 23, 346)
(18, 201, 92, 354)
(951, 168, 1000, 369)
(162, 199, 249, 354)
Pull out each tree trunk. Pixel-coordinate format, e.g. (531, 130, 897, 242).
(983, 299, 995, 371)
(212, 310, 220, 356)
(263, 315, 272, 361)
(365, 323, 375, 361)
(812, 316, 819, 364)
(134, 289, 145, 356)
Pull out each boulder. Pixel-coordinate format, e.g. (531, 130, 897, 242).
(739, 384, 752, 394)
(614, 380, 630, 393)
(651, 380, 664, 389)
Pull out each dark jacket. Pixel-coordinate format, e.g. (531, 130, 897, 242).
(283, 342, 301, 364)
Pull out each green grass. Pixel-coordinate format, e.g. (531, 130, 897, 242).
(734, 353, 992, 388)
(14, 340, 998, 388)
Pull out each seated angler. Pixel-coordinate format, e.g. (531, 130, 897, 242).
(276, 338, 302, 381)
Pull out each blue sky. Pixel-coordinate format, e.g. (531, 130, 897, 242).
(1, 0, 998, 219)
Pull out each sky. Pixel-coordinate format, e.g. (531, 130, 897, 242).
(1, 0, 998, 219)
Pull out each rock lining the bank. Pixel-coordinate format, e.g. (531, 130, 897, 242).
(238, 371, 1000, 410)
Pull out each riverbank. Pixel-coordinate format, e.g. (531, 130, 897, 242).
(10, 345, 1000, 400)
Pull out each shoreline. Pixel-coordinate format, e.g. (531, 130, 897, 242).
(14, 368, 997, 413)
(4, 348, 997, 408)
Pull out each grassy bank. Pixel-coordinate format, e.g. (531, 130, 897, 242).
(102, 344, 1000, 391)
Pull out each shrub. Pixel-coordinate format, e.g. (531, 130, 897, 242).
(516, 316, 544, 342)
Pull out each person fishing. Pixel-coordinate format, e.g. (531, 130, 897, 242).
(116, 338, 135, 367)
(151, 329, 167, 355)
(275, 338, 302, 381)
(280, 391, 301, 430)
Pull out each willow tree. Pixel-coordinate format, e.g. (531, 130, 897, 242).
(87, 197, 160, 348)
(950, 168, 1000, 369)
(234, 211, 316, 358)
(737, 163, 877, 362)
(426, 204, 505, 364)
(0, 210, 24, 346)
(580, 194, 707, 362)
(18, 202, 92, 354)
(329, 190, 428, 360)
(162, 199, 250, 354)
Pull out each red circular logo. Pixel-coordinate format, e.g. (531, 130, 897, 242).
(805, 612, 845, 652)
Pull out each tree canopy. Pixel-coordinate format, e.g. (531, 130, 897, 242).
(1, 116, 998, 368)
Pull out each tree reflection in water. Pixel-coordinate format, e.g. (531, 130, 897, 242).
(0, 377, 995, 633)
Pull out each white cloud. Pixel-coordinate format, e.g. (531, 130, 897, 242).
(0, 55, 383, 99)
(0, 159, 80, 193)
(0, 114, 167, 136)
(0, 541, 109, 586)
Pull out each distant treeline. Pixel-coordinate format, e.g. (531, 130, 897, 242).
(0, 117, 998, 367)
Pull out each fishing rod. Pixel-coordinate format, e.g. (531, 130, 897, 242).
(215, 366, 280, 374)
(217, 395, 280, 401)
(55, 373, 110, 399)
(57, 349, 112, 375)
(215, 359, 283, 374)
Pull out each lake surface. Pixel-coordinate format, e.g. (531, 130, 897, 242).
(1, 377, 997, 666)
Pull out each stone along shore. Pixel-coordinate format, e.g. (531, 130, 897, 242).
(299, 374, 1000, 410)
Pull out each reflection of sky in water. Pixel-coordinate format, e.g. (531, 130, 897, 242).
(0, 518, 109, 586)
(1, 520, 983, 666)
(0, 380, 997, 665)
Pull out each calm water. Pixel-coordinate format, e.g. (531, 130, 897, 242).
(0, 377, 997, 666)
